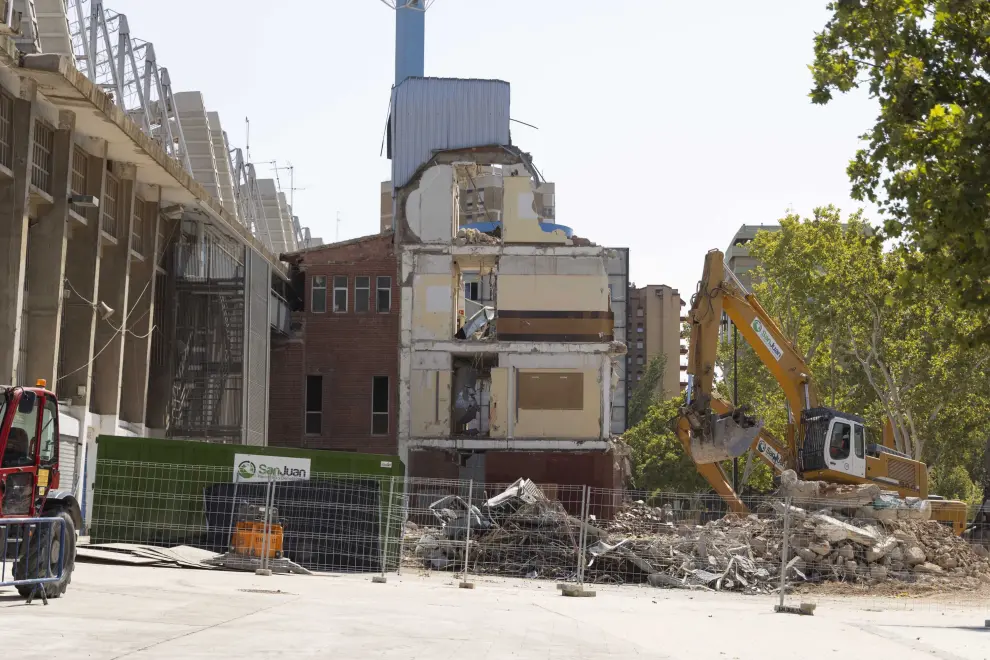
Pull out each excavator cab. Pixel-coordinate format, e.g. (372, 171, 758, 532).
(800, 408, 867, 480)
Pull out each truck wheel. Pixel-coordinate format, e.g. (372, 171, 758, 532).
(14, 510, 76, 599)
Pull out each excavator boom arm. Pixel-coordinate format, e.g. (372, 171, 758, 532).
(677, 249, 819, 511)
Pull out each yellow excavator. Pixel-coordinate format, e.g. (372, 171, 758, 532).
(676, 249, 969, 533)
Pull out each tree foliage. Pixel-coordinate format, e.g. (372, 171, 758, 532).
(628, 354, 667, 427)
(811, 1, 990, 333)
(736, 210, 990, 496)
(623, 396, 710, 494)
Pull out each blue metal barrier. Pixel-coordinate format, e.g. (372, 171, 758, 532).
(0, 516, 66, 604)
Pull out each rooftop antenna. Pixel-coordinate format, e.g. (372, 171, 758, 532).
(269, 162, 306, 211)
(245, 117, 251, 162)
(336, 211, 342, 242)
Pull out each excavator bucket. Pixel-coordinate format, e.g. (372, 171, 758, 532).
(690, 413, 763, 464)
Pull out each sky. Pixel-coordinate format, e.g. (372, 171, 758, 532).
(110, 0, 878, 298)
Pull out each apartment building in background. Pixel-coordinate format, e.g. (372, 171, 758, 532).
(626, 285, 686, 398)
(726, 222, 873, 291)
(725, 224, 781, 291)
(267, 233, 399, 454)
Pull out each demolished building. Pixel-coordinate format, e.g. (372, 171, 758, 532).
(388, 77, 627, 488)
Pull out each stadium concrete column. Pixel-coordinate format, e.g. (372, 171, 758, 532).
(0, 78, 37, 384)
(61, 138, 106, 409)
(24, 109, 75, 387)
(90, 163, 136, 418)
(119, 188, 160, 426)
(144, 210, 176, 433)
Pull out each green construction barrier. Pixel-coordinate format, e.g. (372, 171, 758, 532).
(90, 434, 404, 570)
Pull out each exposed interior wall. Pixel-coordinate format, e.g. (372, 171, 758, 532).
(411, 253, 454, 341)
(513, 368, 601, 439)
(401, 164, 456, 243)
(498, 275, 608, 312)
(410, 351, 451, 437)
(501, 176, 567, 244)
(489, 366, 508, 438)
(496, 254, 608, 312)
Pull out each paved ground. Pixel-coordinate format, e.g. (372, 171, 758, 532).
(1, 563, 988, 659)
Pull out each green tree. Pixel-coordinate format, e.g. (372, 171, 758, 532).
(628, 354, 667, 427)
(736, 211, 990, 483)
(811, 1, 990, 331)
(623, 396, 710, 494)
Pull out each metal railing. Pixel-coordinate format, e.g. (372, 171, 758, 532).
(1, 516, 67, 604)
(131, 196, 145, 253)
(102, 172, 119, 237)
(0, 88, 12, 169)
(31, 120, 54, 194)
(71, 145, 87, 197)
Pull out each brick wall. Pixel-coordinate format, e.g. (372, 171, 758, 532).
(268, 233, 399, 455)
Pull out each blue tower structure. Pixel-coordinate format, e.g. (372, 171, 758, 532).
(395, 1, 425, 85)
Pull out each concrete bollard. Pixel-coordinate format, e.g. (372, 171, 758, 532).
(560, 584, 596, 598)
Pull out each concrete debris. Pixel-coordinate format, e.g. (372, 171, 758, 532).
(455, 306, 495, 340)
(604, 501, 675, 535)
(779, 470, 881, 507)
(779, 471, 932, 522)
(454, 227, 500, 246)
(404, 492, 990, 593)
(568, 235, 597, 247)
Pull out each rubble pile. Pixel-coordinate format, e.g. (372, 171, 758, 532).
(786, 514, 990, 586)
(587, 512, 784, 592)
(454, 227, 500, 246)
(604, 501, 676, 536)
(404, 481, 990, 594)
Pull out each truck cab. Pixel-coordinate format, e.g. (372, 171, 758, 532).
(0, 383, 62, 519)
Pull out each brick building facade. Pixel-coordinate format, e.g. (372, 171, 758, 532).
(268, 233, 399, 455)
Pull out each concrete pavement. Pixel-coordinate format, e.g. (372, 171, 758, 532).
(0, 563, 987, 659)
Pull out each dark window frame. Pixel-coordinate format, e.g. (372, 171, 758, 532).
(333, 276, 348, 313)
(376, 276, 392, 313)
(371, 376, 389, 435)
(312, 275, 327, 314)
(355, 276, 371, 313)
(305, 375, 323, 435)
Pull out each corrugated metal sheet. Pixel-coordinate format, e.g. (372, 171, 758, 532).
(59, 434, 79, 497)
(391, 77, 511, 189)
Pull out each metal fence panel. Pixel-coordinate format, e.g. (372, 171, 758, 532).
(83, 458, 990, 615)
(1, 516, 67, 602)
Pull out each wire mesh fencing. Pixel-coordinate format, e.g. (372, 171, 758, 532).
(584, 488, 786, 592)
(400, 478, 587, 584)
(90, 460, 403, 575)
(87, 459, 990, 615)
